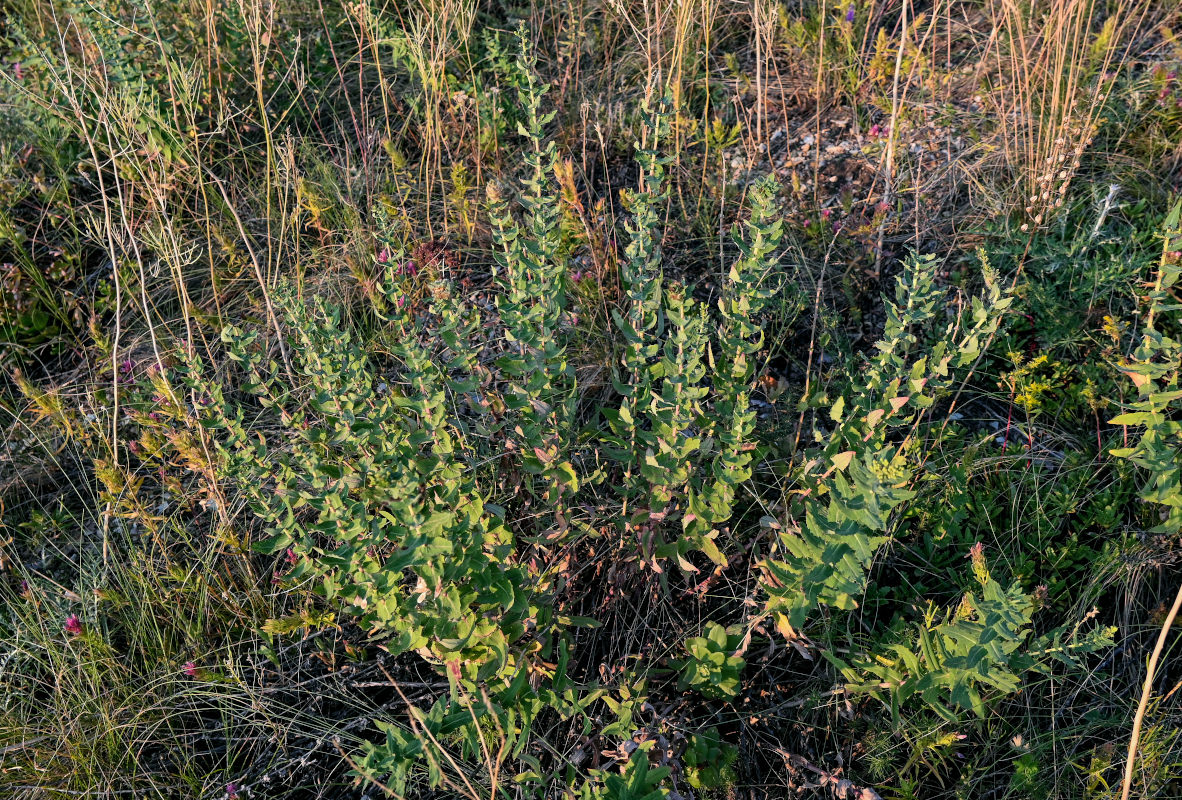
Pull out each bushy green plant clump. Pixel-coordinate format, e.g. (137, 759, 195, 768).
(1108, 202, 1182, 538)
(831, 548, 1114, 722)
(676, 622, 745, 700)
(760, 250, 1013, 634)
(681, 728, 738, 791)
(176, 44, 1130, 792)
(8, 4, 1182, 795)
(179, 53, 792, 792)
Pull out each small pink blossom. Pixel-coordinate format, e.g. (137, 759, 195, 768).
(821, 208, 832, 219)
(119, 359, 134, 375)
(1032, 584, 1049, 609)
(183, 661, 199, 678)
(376, 248, 390, 264)
(64, 614, 83, 636)
(226, 782, 240, 800)
(968, 542, 988, 581)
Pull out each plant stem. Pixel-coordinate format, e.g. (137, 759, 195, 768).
(1120, 580, 1182, 800)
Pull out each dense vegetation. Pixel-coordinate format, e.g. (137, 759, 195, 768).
(1, 1, 1181, 798)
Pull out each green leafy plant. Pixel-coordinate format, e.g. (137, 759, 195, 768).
(682, 727, 738, 791)
(581, 750, 670, 800)
(676, 622, 745, 700)
(831, 547, 1114, 721)
(603, 103, 784, 573)
(1108, 202, 1182, 537)
(178, 57, 786, 794)
(760, 251, 1014, 636)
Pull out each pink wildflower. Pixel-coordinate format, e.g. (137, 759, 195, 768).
(1032, 584, 1049, 609)
(968, 541, 990, 584)
(183, 661, 199, 678)
(226, 782, 240, 799)
(376, 248, 390, 263)
(64, 614, 82, 636)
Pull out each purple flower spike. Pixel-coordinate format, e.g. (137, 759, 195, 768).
(846, 4, 855, 22)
